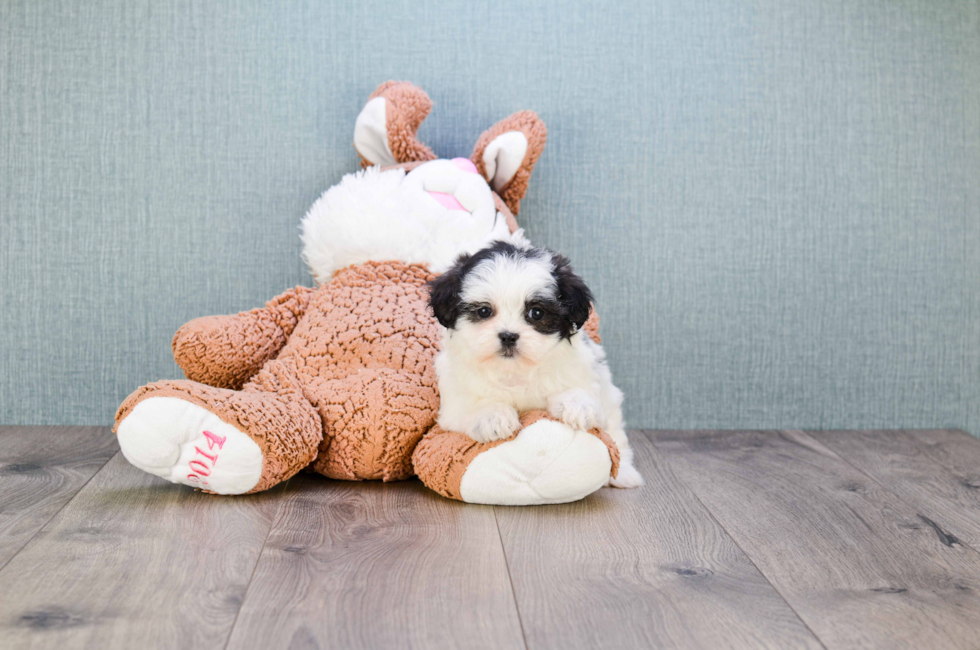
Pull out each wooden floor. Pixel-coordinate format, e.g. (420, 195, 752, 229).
(2, 428, 980, 649)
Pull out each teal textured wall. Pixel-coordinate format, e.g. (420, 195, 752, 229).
(1, 0, 978, 432)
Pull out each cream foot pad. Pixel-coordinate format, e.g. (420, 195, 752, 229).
(413, 411, 616, 506)
(460, 418, 612, 505)
(117, 397, 263, 494)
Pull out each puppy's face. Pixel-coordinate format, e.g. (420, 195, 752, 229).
(428, 242, 594, 366)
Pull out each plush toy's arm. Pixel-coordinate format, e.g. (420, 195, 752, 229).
(172, 286, 315, 390)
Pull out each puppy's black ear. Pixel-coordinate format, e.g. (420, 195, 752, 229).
(553, 253, 594, 337)
(427, 254, 470, 328)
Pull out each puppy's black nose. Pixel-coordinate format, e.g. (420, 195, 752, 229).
(498, 331, 520, 346)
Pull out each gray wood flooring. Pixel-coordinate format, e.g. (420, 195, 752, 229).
(1, 426, 979, 649)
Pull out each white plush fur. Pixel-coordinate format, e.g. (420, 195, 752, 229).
(435, 249, 644, 488)
(117, 397, 264, 495)
(301, 164, 514, 284)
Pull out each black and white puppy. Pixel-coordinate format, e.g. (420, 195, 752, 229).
(427, 241, 643, 488)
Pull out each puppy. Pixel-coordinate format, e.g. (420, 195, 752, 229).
(427, 240, 643, 488)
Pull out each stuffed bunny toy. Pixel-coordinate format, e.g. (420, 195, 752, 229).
(115, 81, 621, 505)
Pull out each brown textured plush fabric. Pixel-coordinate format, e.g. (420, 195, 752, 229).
(115, 369, 323, 494)
(114, 83, 613, 500)
(591, 428, 620, 479)
(471, 111, 548, 215)
(583, 309, 601, 344)
(493, 194, 520, 234)
(117, 269, 606, 495)
(173, 286, 315, 390)
(359, 81, 438, 167)
(412, 410, 620, 501)
(290, 262, 441, 481)
(116, 261, 442, 490)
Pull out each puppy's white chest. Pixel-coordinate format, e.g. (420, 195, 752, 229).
(496, 370, 532, 388)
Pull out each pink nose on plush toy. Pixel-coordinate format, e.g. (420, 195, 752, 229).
(427, 158, 480, 211)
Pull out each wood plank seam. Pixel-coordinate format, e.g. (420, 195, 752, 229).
(496, 432, 826, 649)
(221, 477, 526, 649)
(645, 428, 980, 649)
(640, 431, 831, 650)
(492, 506, 530, 650)
(0, 451, 292, 648)
(221, 476, 295, 650)
(798, 430, 980, 559)
(0, 448, 118, 575)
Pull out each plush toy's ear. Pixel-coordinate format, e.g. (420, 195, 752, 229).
(426, 254, 470, 329)
(552, 252, 594, 338)
(354, 81, 438, 168)
(471, 111, 547, 215)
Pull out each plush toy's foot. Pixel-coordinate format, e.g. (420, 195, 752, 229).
(413, 411, 619, 506)
(115, 369, 322, 494)
(117, 397, 263, 495)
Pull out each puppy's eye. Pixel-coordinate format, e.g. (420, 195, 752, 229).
(476, 306, 493, 319)
(528, 307, 544, 321)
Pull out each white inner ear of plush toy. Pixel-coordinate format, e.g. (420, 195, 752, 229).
(353, 96, 396, 166)
(482, 131, 528, 191)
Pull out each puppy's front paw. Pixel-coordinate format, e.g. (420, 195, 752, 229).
(548, 389, 601, 431)
(467, 403, 521, 443)
(608, 460, 644, 489)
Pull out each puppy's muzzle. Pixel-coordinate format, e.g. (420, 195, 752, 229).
(498, 331, 520, 357)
